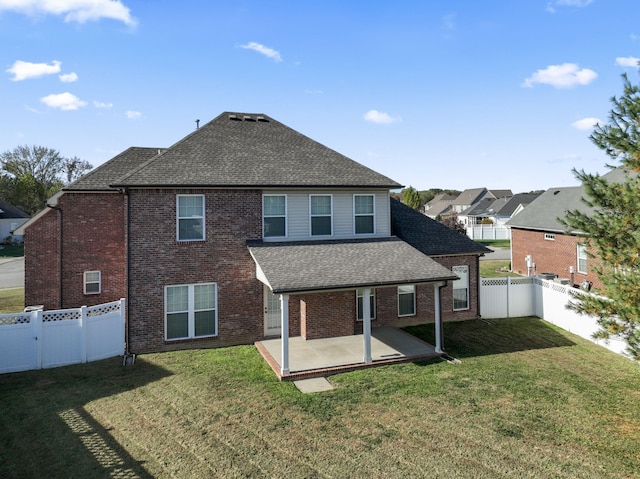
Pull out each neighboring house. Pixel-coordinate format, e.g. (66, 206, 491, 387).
(0, 199, 29, 243)
(460, 193, 540, 227)
(423, 193, 456, 219)
(17, 112, 489, 357)
(505, 177, 617, 288)
(450, 188, 513, 215)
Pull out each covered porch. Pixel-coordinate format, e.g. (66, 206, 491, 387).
(255, 326, 441, 380)
(247, 237, 458, 380)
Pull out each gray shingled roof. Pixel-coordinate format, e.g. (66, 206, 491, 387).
(65, 147, 162, 191)
(452, 188, 487, 206)
(113, 112, 401, 188)
(247, 237, 456, 294)
(391, 199, 490, 256)
(0, 199, 29, 219)
(505, 186, 588, 233)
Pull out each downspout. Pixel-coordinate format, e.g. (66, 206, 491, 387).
(47, 203, 63, 308)
(123, 187, 135, 365)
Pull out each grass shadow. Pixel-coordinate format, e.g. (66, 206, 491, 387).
(0, 356, 172, 478)
(406, 316, 576, 360)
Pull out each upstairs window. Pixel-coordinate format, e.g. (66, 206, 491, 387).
(263, 195, 287, 238)
(177, 195, 205, 241)
(354, 194, 375, 234)
(84, 271, 101, 295)
(310, 195, 332, 236)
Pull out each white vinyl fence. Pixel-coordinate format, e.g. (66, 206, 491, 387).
(0, 299, 125, 374)
(480, 277, 627, 356)
(467, 224, 511, 240)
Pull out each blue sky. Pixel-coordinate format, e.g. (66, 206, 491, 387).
(2, 0, 639, 193)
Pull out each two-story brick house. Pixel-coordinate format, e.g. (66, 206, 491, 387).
(18, 112, 489, 363)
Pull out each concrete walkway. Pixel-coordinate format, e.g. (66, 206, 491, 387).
(255, 326, 440, 381)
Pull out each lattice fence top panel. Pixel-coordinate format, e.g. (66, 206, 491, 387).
(86, 301, 121, 318)
(481, 278, 508, 286)
(0, 314, 31, 326)
(42, 310, 82, 322)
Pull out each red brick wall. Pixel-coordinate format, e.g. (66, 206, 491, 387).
(511, 228, 601, 289)
(298, 291, 355, 340)
(127, 189, 264, 353)
(24, 192, 127, 310)
(24, 209, 60, 309)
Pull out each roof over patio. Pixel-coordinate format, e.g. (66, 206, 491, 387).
(247, 237, 457, 294)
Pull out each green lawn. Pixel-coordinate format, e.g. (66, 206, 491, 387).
(480, 260, 513, 278)
(0, 287, 24, 313)
(1, 317, 639, 478)
(0, 244, 24, 258)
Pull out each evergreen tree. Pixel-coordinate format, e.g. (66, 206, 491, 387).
(401, 185, 422, 210)
(563, 73, 640, 359)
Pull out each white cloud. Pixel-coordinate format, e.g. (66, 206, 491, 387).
(59, 72, 78, 82)
(363, 110, 401, 125)
(93, 100, 112, 108)
(7, 60, 61, 81)
(126, 110, 141, 119)
(239, 42, 282, 62)
(546, 0, 593, 12)
(616, 56, 640, 68)
(40, 92, 87, 110)
(0, 0, 137, 26)
(572, 117, 601, 130)
(522, 63, 597, 88)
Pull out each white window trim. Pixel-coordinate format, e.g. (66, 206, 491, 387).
(353, 194, 375, 235)
(176, 194, 205, 242)
(577, 244, 588, 274)
(262, 194, 288, 239)
(356, 288, 376, 321)
(83, 271, 101, 295)
(452, 265, 470, 311)
(398, 284, 416, 317)
(309, 194, 333, 237)
(165, 282, 218, 341)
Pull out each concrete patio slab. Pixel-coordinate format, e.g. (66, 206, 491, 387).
(294, 377, 334, 393)
(255, 326, 440, 380)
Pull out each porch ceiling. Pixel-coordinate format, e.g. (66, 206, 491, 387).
(247, 237, 457, 294)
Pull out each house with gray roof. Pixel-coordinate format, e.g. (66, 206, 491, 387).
(0, 199, 29, 243)
(504, 173, 626, 288)
(18, 112, 488, 377)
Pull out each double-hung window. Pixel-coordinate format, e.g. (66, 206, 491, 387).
(177, 195, 205, 241)
(356, 289, 376, 321)
(263, 195, 287, 238)
(452, 265, 470, 311)
(165, 283, 217, 340)
(84, 271, 101, 294)
(354, 194, 374, 235)
(398, 285, 416, 316)
(577, 244, 588, 274)
(310, 195, 332, 236)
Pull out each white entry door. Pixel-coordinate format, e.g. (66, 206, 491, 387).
(263, 286, 281, 336)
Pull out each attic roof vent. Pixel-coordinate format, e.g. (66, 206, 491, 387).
(553, 190, 560, 195)
(243, 115, 256, 122)
(229, 114, 240, 121)
(256, 116, 269, 122)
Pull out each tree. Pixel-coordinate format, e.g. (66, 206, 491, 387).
(401, 185, 422, 210)
(437, 212, 466, 235)
(563, 73, 640, 360)
(0, 145, 92, 215)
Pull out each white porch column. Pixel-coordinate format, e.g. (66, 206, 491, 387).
(433, 282, 445, 354)
(280, 293, 290, 376)
(362, 288, 372, 364)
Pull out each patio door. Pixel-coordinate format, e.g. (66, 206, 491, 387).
(263, 286, 281, 336)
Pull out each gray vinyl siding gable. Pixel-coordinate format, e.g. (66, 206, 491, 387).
(263, 190, 390, 241)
